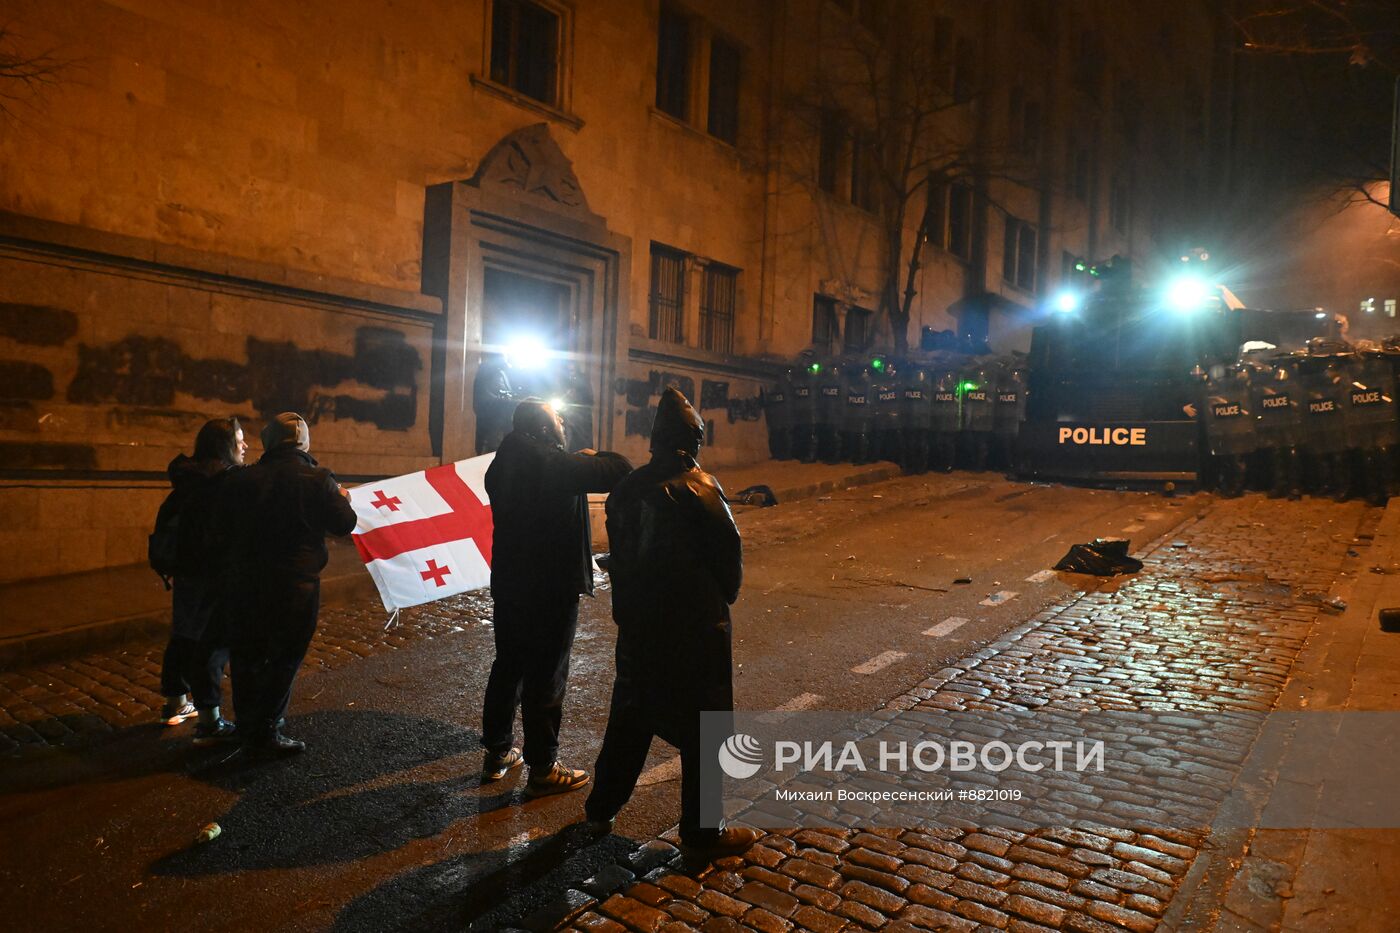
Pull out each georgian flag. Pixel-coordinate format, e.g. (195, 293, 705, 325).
(348, 454, 495, 612)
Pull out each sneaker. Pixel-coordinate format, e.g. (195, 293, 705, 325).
(482, 747, 523, 781)
(162, 701, 197, 726)
(523, 761, 590, 798)
(680, 825, 762, 863)
(192, 719, 238, 747)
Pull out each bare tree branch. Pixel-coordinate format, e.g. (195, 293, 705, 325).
(0, 24, 69, 121)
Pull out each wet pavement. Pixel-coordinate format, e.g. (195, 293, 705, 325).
(0, 473, 1380, 931)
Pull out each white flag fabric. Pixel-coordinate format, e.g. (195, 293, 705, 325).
(348, 454, 495, 611)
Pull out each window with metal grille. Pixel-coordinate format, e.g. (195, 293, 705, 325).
(812, 295, 839, 350)
(490, 0, 560, 106)
(656, 3, 690, 119)
(844, 306, 871, 352)
(700, 263, 738, 353)
(707, 35, 740, 144)
(649, 245, 686, 343)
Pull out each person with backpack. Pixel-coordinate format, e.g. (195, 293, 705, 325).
(153, 417, 247, 744)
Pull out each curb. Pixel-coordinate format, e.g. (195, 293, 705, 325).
(0, 561, 380, 672)
(0, 462, 903, 672)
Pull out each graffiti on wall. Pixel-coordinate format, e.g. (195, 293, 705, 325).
(619, 370, 765, 445)
(51, 326, 422, 430)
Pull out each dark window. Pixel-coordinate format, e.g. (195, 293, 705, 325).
(700, 263, 738, 353)
(1007, 86, 1025, 151)
(1003, 216, 1037, 291)
(1022, 101, 1041, 157)
(656, 4, 691, 119)
(707, 35, 741, 144)
(947, 182, 973, 260)
(933, 18, 954, 93)
(818, 109, 844, 195)
(923, 178, 947, 250)
(844, 306, 871, 352)
(1074, 31, 1102, 100)
(649, 244, 686, 343)
(953, 37, 977, 102)
(1072, 149, 1090, 201)
(490, 0, 560, 105)
(1109, 177, 1129, 231)
(812, 295, 839, 350)
(850, 132, 879, 212)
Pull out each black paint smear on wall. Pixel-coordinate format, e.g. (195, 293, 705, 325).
(0, 304, 79, 346)
(0, 360, 54, 399)
(64, 327, 421, 430)
(700, 380, 729, 411)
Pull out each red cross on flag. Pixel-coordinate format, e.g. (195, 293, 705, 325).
(348, 454, 495, 611)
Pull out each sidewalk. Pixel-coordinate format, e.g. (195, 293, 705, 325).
(1177, 500, 1400, 932)
(487, 494, 1378, 933)
(0, 458, 901, 672)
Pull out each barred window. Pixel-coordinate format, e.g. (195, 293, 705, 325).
(700, 263, 738, 354)
(649, 244, 686, 343)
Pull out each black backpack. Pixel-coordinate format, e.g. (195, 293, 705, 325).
(148, 488, 186, 588)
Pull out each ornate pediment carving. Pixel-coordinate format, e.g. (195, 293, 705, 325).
(469, 123, 596, 221)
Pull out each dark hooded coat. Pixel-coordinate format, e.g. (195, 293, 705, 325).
(605, 389, 743, 737)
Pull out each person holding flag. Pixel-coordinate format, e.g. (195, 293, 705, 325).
(480, 399, 631, 795)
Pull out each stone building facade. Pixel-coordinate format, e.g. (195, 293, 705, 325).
(0, 0, 1224, 581)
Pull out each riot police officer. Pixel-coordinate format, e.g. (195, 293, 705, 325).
(1250, 356, 1303, 499)
(473, 353, 517, 455)
(788, 353, 818, 463)
(814, 357, 844, 463)
(872, 358, 903, 464)
(1199, 364, 1255, 497)
(841, 360, 875, 465)
(992, 362, 1027, 475)
(1341, 350, 1396, 506)
(960, 365, 995, 471)
(1300, 353, 1350, 498)
(764, 367, 792, 460)
(900, 360, 934, 474)
(930, 368, 961, 472)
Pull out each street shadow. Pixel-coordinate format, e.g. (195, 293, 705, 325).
(331, 825, 638, 933)
(0, 717, 203, 797)
(151, 708, 516, 876)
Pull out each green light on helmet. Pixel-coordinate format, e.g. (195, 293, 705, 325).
(871, 357, 885, 371)
(809, 362, 821, 374)
(959, 381, 978, 392)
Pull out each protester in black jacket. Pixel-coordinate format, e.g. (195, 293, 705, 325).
(481, 399, 631, 795)
(218, 412, 357, 754)
(584, 388, 759, 862)
(158, 418, 246, 744)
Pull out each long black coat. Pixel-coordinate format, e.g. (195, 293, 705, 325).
(605, 452, 742, 739)
(485, 431, 632, 604)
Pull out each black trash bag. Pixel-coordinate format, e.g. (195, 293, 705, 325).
(1053, 537, 1143, 576)
(733, 484, 779, 507)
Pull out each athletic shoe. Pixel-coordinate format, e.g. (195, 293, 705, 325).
(523, 761, 590, 798)
(192, 719, 238, 746)
(482, 747, 524, 781)
(162, 701, 197, 726)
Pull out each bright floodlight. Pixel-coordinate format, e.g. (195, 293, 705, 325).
(1166, 275, 1210, 311)
(548, 396, 566, 411)
(505, 334, 550, 369)
(1052, 289, 1081, 313)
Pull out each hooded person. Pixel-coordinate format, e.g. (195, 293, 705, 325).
(215, 412, 357, 755)
(584, 387, 760, 862)
(155, 417, 247, 744)
(479, 398, 632, 795)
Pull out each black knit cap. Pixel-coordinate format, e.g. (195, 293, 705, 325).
(650, 387, 704, 455)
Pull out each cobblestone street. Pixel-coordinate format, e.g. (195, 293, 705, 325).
(0, 481, 1383, 932)
(547, 496, 1374, 933)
